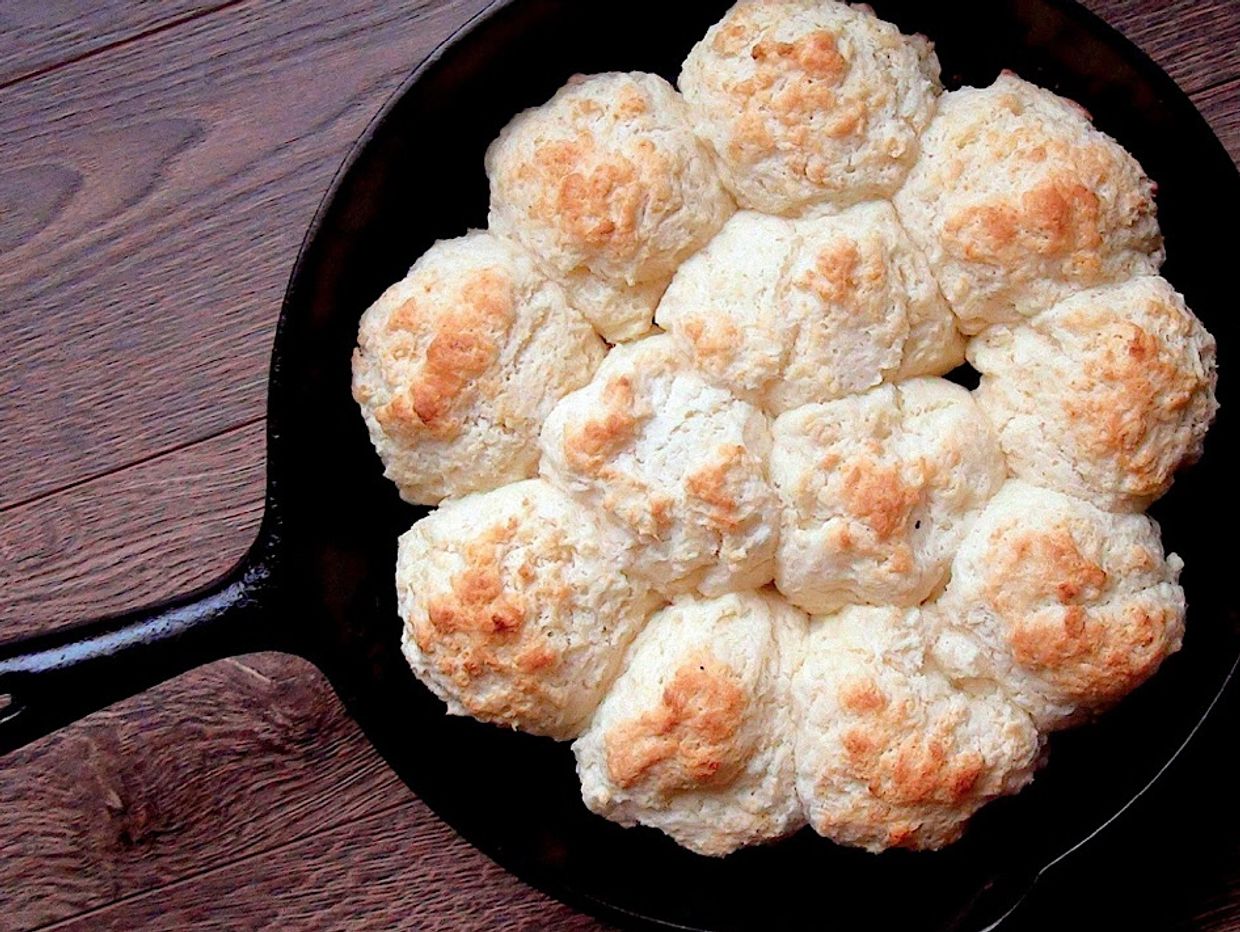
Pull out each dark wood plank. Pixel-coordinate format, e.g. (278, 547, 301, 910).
(42, 783, 602, 932)
(1198, 76, 1240, 166)
(0, 0, 491, 513)
(1080, 0, 1240, 95)
(0, 654, 409, 928)
(0, 421, 263, 642)
(0, 0, 235, 88)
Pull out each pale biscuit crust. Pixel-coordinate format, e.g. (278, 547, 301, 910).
(396, 480, 658, 740)
(352, 231, 606, 505)
(680, 0, 941, 216)
(894, 73, 1163, 334)
(574, 590, 807, 856)
(772, 379, 1006, 614)
(793, 606, 1042, 852)
(486, 72, 734, 341)
(656, 203, 963, 414)
(540, 335, 779, 597)
(655, 210, 797, 408)
(932, 480, 1186, 729)
(971, 276, 1218, 512)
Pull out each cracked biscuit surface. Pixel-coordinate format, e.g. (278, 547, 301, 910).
(397, 480, 658, 740)
(771, 378, 1006, 614)
(894, 73, 1164, 334)
(681, 0, 941, 216)
(793, 605, 1043, 852)
(970, 276, 1218, 512)
(352, 231, 605, 505)
(574, 590, 807, 855)
(539, 335, 779, 598)
(932, 481, 1186, 729)
(487, 71, 734, 341)
(656, 203, 963, 415)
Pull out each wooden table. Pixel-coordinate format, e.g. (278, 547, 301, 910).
(0, 1, 1236, 928)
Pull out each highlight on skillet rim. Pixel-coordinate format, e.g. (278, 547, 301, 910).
(350, 0, 1217, 858)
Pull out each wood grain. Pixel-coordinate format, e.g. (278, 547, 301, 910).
(1199, 76, 1240, 165)
(0, 654, 395, 926)
(0, 0, 235, 88)
(0, 1, 1237, 931)
(0, 0, 490, 512)
(0, 653, 589, 931)
(41, 781, 600, 932)
(0, 417, 591, 928)
(1079, 0, 1240, 95)
(0, 421, 264, 642)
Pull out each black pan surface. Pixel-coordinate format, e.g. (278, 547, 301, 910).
(2, 2, 1237, 929)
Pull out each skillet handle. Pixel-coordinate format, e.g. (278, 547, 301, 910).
(0, 530, 289, 757)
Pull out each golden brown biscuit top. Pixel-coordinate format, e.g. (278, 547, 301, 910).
(371, 268, 515, 442)
(605, 653, 751, 795)
(411, 519, 565, 716)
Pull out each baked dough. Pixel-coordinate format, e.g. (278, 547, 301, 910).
(397, 480, 657, 740)
(932, 480, 1186, 729)
(364, 0, 1218, 857)
(539, 335, 779, 597)
(352, 231, 605, 504)
(971, 276, 1218, 512)
(681, 0, 941, 215)
(895, 73, 1163, 334)
(574, 590, 807, 855)
(771, 379, 1005, 614)
(487, 72, 734, 341)
(656, 203, 963, 414)
(794, 605, 1042, 852)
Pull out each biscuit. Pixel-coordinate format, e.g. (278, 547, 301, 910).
(932, 480, 1186, 729)
(771, 379, 1006, 614)
(574, 590, 807, 855)
(793, 605, 1043, 852)
(656, 203, 963, 414)
(680, 0, 941, 216)
(894, 73, 1163, 334)
(970, 276, 1218, 511)
(486, 72, 735, 341)
(540, 335, 779, 597)
(352, 231, 606, 505)
(396, 479, 659, 740)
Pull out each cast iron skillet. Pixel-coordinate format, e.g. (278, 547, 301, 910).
(1, 1, 1237, 928)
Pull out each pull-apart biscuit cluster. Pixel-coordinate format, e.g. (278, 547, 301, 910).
(354, 0, 1217, 855)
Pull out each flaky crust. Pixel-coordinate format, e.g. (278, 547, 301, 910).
(932, 481, 1186, 729)
(971, 276, 1217, 512)
(794, 606, 1043, 852)
(539, 336, 779, 598)
(681, 0, 941, 216)
(397, 480, 658, 740)
(656, 203, 963, 415)
(894, 73, 1163, 334)
(352, 231, 605, 505)
(574, 591, 807, 855)
(487, 72, 734, 341)
(771, 379, 1006, 614)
